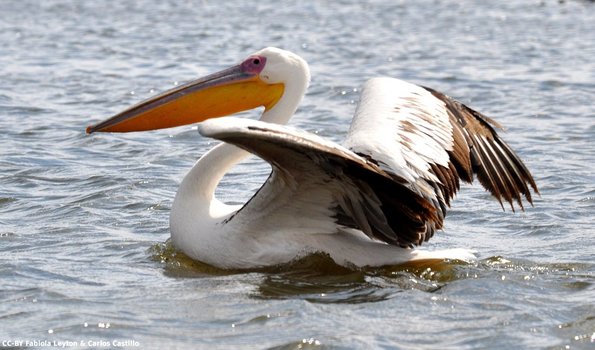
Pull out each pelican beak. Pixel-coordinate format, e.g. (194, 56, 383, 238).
(86, 65, 284, 133)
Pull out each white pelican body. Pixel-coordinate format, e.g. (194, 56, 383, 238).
(88, 48, 538, 269)
(171, 117, 475, 268)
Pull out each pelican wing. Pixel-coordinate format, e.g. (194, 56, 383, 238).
(344, 78, 539, 241)
(198, 117, 441, 247)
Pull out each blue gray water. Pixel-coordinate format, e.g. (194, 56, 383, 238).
(1, 0, 594, 349)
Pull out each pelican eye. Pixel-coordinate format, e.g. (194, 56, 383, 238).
(241, 55, 267, 74)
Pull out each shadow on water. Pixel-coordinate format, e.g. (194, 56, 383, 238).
(254, 255, 476, 303)
(149, 241, 593, 304)
(148, 240, 234, 277)
(149, 241, 471, 303)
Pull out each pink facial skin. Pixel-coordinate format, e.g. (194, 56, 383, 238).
(240, 55, 267, 74)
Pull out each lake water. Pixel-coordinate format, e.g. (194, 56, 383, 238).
(1, 0, 594, 349)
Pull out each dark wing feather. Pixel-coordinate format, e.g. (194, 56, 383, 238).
(344, 78, 538, 245)
(199, 117, 441, 247)
(424, 86, 539, 211)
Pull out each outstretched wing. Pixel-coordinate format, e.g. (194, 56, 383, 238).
(198, 76, 539, 249)
(198, 117, 441, 247)
(344, 77, 539, 244)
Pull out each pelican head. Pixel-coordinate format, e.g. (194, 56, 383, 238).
(86, 47, 310, 133)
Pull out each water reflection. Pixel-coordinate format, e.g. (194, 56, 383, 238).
(150, 240, 593, 310)
(150, 241, 476, 302)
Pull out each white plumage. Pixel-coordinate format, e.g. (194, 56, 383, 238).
(88, 47, 538, 269)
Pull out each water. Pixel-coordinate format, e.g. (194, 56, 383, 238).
(1, 0, 594, 348)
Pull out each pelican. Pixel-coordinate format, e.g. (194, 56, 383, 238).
(87, 47, 538, 269)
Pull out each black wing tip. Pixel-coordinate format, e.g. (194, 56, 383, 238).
(477, 139, 539, 213)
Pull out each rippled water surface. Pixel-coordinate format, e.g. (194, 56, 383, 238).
(1, 0, 594, 349)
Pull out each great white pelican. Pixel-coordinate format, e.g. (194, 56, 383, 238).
(87, 47, 538, 268)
